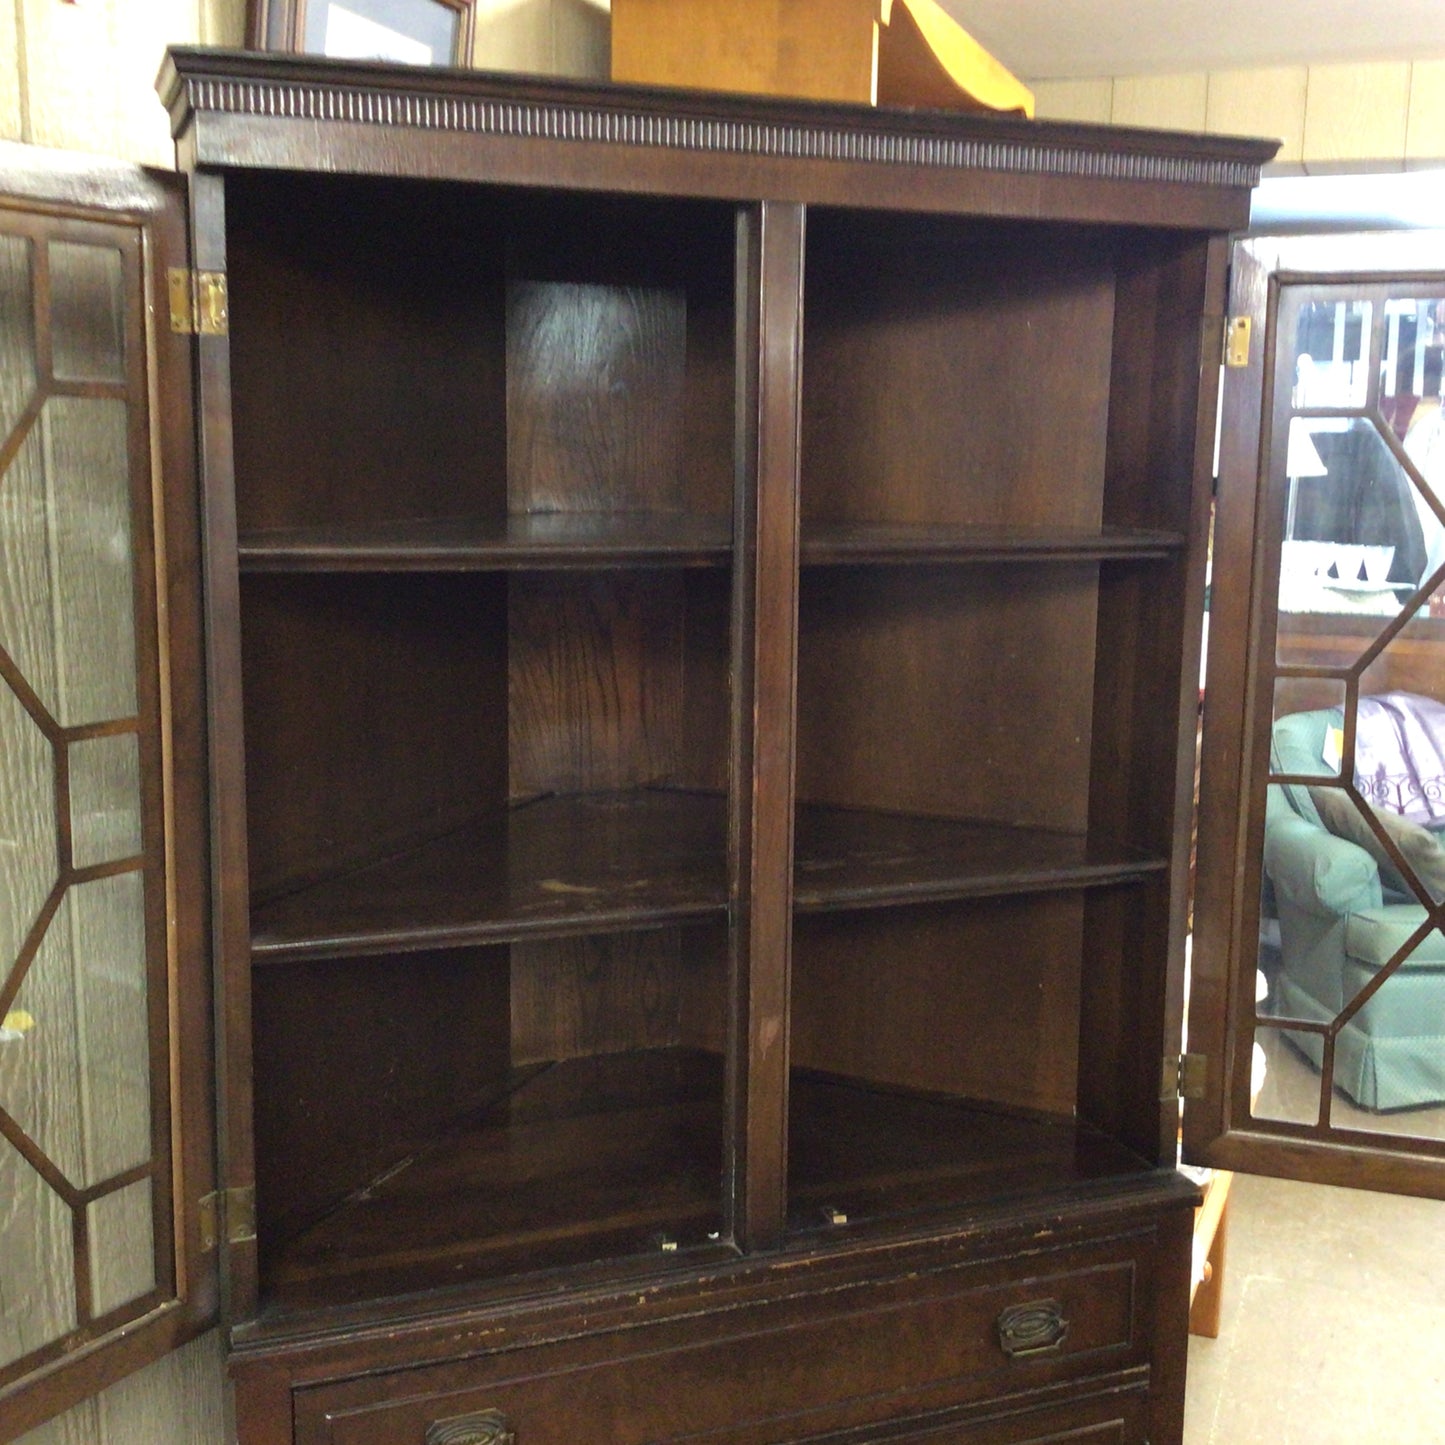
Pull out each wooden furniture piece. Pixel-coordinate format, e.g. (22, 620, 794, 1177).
(1188, 1169, 1231, 1339)
(610, 0, 1035, 115)
(1190, 230, 1445, 1194)
(0, 52, 1281, 1445)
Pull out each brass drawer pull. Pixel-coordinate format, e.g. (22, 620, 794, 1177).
(997, 1298, 1069, 1358)
(425, 1410, 516, 1445)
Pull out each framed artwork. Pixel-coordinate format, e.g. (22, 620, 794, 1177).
(249, 0, 475, 67)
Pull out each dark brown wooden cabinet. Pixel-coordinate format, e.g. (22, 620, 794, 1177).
(0, 50, 1289, 1445)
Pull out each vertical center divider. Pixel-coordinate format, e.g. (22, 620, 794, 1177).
(727, 200, 805, 1253)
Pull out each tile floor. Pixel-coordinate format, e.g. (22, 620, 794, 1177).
(1184, 1045, 1445, 1444)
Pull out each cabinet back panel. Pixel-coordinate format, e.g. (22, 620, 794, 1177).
(801, 214, 1116, 529)
(790, 898, 1083, 1116)
(1103, 232, 1215, 535)
(226, 173, 509, 532)
(507, 281, 687, 514)
(510, 923, 728, 1066)
(507, 571, 730, 800)
(504, 192, 736, 521)
(242, 572, 509, 902)
(252, 945, 511, 1263)
(796, 564, 1098, 830)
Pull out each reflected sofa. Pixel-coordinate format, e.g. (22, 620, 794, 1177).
(1264, 708, 1445, 1109)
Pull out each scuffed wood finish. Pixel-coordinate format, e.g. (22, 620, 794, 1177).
(796, 563, 1099, 831)
(507, 573, 689, 799)
(151, 52, 1275, 1445)
(157, 48, 1271, 234)
(248, 790, 730, 963)
(236, 512, 734, 571)
(0, 159, 215, 1443)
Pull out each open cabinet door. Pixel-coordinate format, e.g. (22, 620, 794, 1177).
(0, 144, 217, 1441)
(1189, 230, 1445, 1199)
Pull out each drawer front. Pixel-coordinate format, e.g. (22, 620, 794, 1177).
(793, 1384, 1149, 1444)
(299, 1242, 1151, 1445)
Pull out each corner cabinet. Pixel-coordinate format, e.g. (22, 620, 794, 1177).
(0, 51, 1282, 1445)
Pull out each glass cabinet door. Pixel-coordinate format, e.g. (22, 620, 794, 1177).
(1191, 232, 1445, 1197)
(0, 160, 213, 1442)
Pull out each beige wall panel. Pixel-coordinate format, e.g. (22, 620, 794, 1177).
(113, 0, 202, 167)
(18, 0, 120, 154)
(0, 1, 21, 141)
(1030, 77, 1113, 125)
(96, 1330, 229, 1445)
(552, 0, 610, 79)
(1303, 60, 1410, 172)
(1110, 71, 1208, 132)
(199, 0, 248, 49)
(19, 0, 202, 165)
(13, 1399, 100, 1445)
(15, 1331, 228, 1445)
(1207, 66, 1306, 173)
(1407, 58, 1445, 168)
(473, 0, 556, 73)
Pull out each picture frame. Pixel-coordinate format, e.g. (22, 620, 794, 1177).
(248, 0, 476, 68)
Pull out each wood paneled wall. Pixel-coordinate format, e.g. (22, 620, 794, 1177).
(0, 0, 606, 167)
(1033, 57, 1445, 174)
(15, 1332, 228, 1445)
(0, 0, 244, 164)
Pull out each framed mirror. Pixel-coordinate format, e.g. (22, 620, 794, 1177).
(249, 0, 475, 66)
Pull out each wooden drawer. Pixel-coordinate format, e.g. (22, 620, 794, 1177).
(296, 1240, 1151, 1445)
(800, 1383, 1149, 1443)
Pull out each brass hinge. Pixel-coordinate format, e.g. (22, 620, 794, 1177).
(167, 267, 229, 336)
(1223, 314, 1251, 367)
(1161, 1052, 1208, 1102)
(199, 1185, 257, 1250)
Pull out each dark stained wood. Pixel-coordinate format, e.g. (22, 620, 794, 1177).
(1079, 234, 1222, 1165)
(796, 563, 1099, 831)
(245, 797, 1161, 966)
(507, 572, 689, 799)
(507, 281, 687, 513)
(226, 171, 508, 534)
(188, 161, 265, 1327)
(791, 897, 1086, 1116)
(800, 215, 1116, 532)
(728, 200, 805, 1254)
(787, 1069, 1152, 1231)
(262, 1049, 727, 1310)
(251, 946, 511, 1252)
(158, 48, 1273, 233)
(237, 512, 733, 572)
(801, 522, 1183, 565)
(1188, 234, 1445, 1199)
(509, 925, 728, 1065)
(0, 153, 218, 1445)
(256, 1047, 1166, 1317)
(241, 571, 508, 902)
(248, 790, 729, 962)
(794, 806, 1165, 912)
(143, 50, 1285, 1445)
(288, 1224, 1166, 1445)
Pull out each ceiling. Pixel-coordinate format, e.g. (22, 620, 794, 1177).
(940, 1, 1445, 81)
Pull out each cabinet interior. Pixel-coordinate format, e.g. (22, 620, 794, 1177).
(222, 172, 1205, 1317)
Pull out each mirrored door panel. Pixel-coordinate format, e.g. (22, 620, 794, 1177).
(0, 158, 213, 1445)
(1194, 234, 1445, 1194)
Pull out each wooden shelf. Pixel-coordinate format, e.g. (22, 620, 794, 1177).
(238, 513, 735, 573)
(250, 796, 1163, 964)
(261, 1048, 727, 1311)
(788, 1069, 1155, 1232)
(794, 805, 1166, 913)
(800, 523, 1184, 567)
(250, 790, 729, 963)
(259, 1048, 1158, 1313)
